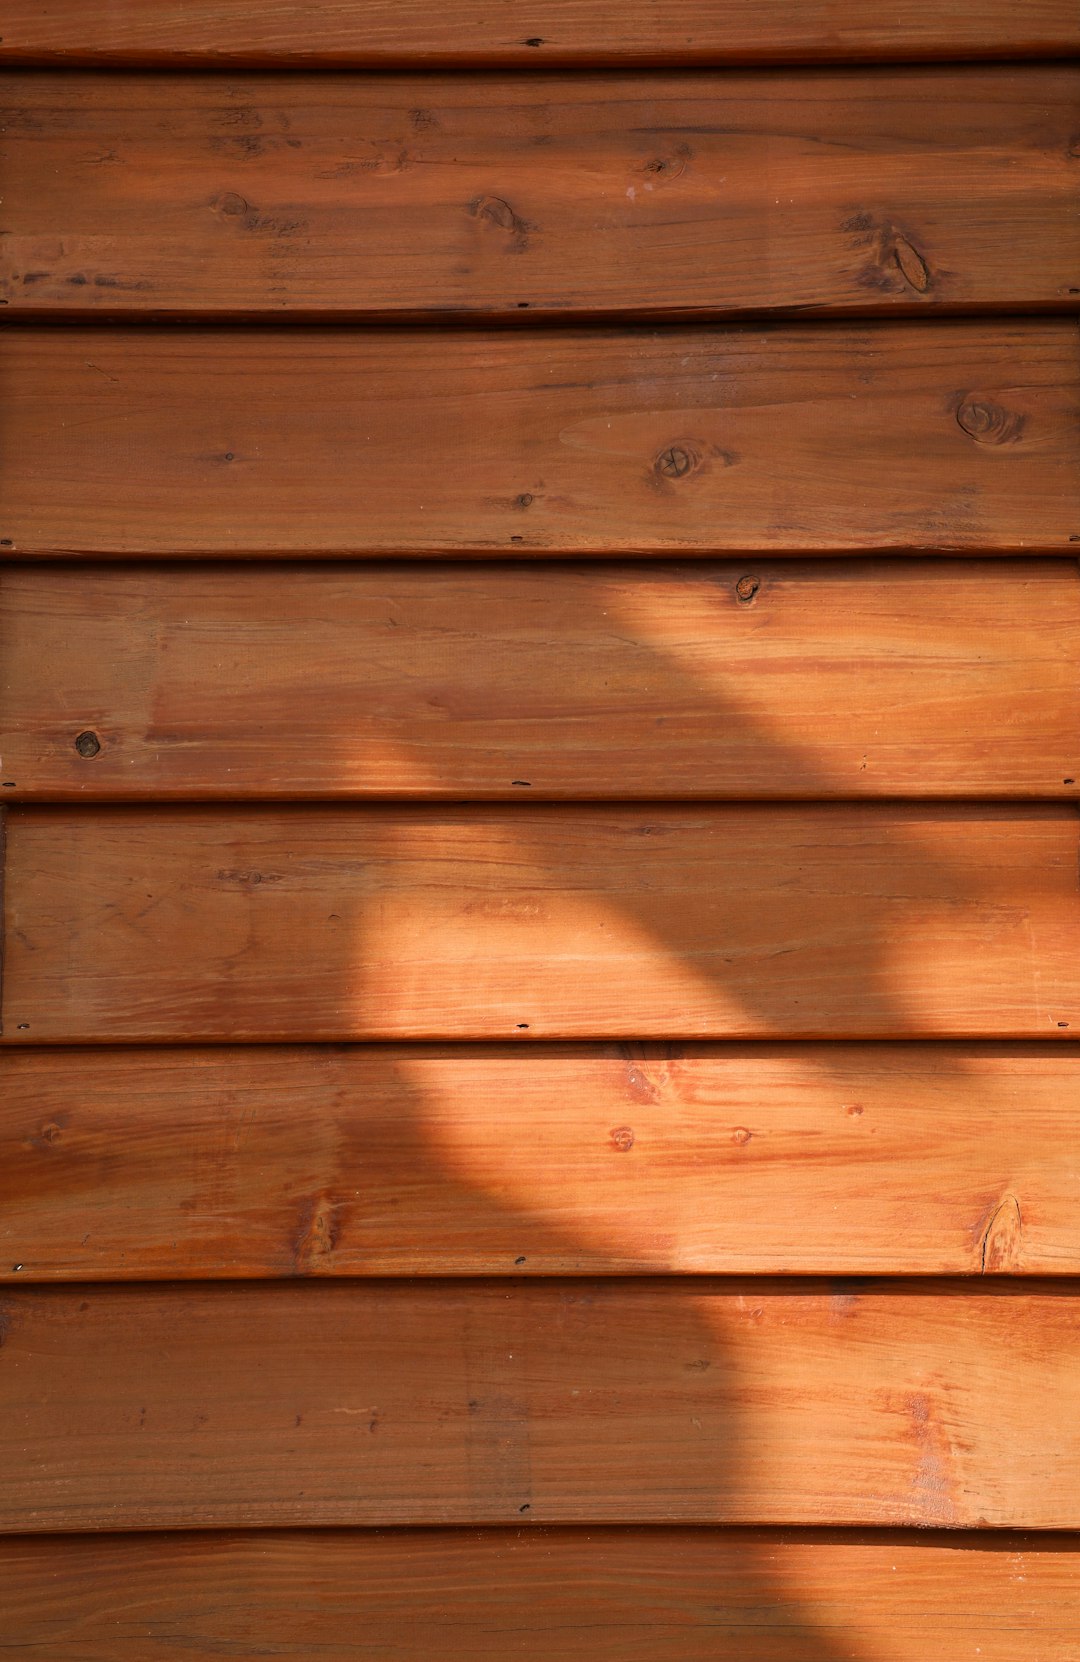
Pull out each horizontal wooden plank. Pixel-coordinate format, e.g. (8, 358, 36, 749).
(1, 1281, 1077, 1529)
(3, 806, 1079, 1042)
(5, 561, 1080, 801)
(2, 0, 1076, 65)
(4, 1043, 1079, 1279)
(4, 70, 1077, 317)
(3, 323, 1077, 557)
(5, 1527, 1080, 1661)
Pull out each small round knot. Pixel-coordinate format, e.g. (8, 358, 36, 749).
(74, 730, 101, 759)
(735, 575, 760, 603)
(474, 195, 516, 231)
(655, 445, 697, 479)
(212, 191, 250, 219)
(643, 147, 689, 183)
(731, 1127, 752, 1146)
(955, 398, 1025, 446)
(610, 1126, 635, 1152)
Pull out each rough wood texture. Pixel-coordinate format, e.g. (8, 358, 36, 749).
(4, 69, 1077, 317)
(3, 1043, 1079, 1280)
(5, 561, 1080, 801)
(1, 1281, 1078, 1530)
(4, 805, 1080, 1043)
(4, 323, 1077, 558)
(2, 0, 1076, 64)
(4, 1527, 1079, 1660)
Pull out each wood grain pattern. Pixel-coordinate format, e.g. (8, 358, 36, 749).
(4, 70, 1077, 317)
(4, 1043, 1079, 1279)
(4, 805, 1080, 1043)
(5, 561, 1080, 801)
(4, 323, 1077, 557)
(5, 1526, 1079, 1660)
(2, 0, 1076, 64)
(1, 1281, 1078, 1530)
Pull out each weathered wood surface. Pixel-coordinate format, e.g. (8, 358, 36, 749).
(2, 0, 1076, 64)
(4, 806, 1080, 1042)
(4, 70, 1077, 317)
(4, 323, 1077, 557)
(5, 561, 1080, 801)
(1, 1281, 1077, 1530)
(4, 1526, 1079, 1660)
(3, 1043, 1078, 1279)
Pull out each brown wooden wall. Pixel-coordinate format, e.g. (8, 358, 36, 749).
(1, 3, 1079, 1654)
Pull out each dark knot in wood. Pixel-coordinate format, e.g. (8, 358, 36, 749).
(212, 191, 250, 218)
(955, 398, 1025, 446)
(474, 195, 517, 231)
(472, 195, 531, 252)
(655, 445, 696, 479)
(892, 234, 931, 294)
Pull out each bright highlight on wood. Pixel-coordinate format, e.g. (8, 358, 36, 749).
(3, 1043, 1078, 1278)
(3, 804, 1079, 1042)
(4, 561, 1078, 800)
